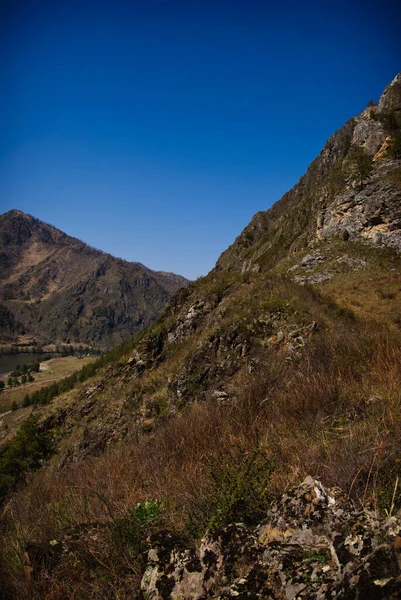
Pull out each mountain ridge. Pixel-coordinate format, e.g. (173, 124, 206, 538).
(0, 209, 188, 348)
(216, 72, 401, 274)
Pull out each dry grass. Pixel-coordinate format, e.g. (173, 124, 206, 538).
(1, 271, 400, 598)
(1, 316, 401, 598)
(323, 272, 401, 328)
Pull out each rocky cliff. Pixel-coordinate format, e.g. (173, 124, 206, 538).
(0, 210, 188, 348)
(217, 73, 401, 274)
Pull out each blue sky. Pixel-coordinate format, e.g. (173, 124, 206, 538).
(0, 0, 400, 279)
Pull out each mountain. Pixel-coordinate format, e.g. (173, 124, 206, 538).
(219, 73, 401, 272)
(1, 74, 401, 599)
(0, 210, 188, 348)
(215, 72, 401, 328)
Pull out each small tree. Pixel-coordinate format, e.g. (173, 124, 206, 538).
(7, 376, 13, 387)
(347, 146, 373, 186)
(0, 381, 5, 392)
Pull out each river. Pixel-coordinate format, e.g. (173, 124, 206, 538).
(0, 353, 52, 376)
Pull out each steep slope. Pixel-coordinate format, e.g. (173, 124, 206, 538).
(217, 73, 401, 275)
(1, 74, 401, 599)
(0, 210, 188, 348)
(215, 73, 401, 330)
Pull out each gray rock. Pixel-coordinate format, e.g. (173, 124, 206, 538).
(300, 253, 326, 267)
(141, 477, 401, 599)
(317, 180, 401, 251)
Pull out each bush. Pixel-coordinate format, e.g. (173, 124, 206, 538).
(114, 500, 163, 554)
(378, 110, 399, 132)
(0, 414, 55, 501)
(346, 145, 373, 185)
(386, 131, 401, 159)
(187, 447, 274, 539)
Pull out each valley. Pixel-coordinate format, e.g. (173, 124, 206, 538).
(0, 355, 97, 444)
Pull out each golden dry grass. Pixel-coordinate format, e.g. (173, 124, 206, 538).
(1, 318, 401, 599)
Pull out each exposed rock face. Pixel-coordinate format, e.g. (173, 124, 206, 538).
(0, 210, 188, 347)
(378, 73, 401, 113)
(217, 72, 401, 274)
(141, 477, 401, 599)
(316, 177, 401, 250)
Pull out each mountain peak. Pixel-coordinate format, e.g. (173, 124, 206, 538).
(217, 72, 401, 274)
(0, 210, 188, 348)
(378, 71, 401, 112)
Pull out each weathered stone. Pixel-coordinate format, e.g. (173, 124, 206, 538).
(141, 477, 401, 599)
(300, 253, 326, 267)
(317, 180, 401, 251)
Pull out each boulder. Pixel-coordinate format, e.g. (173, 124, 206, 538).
(141, 477, 401, 599)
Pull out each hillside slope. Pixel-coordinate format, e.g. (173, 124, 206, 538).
(1, 74, 401, 599)
(217, 72, 401, 275)
(0, 210, 188, 348)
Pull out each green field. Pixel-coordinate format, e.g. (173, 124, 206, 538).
(0, 355, 96, 445)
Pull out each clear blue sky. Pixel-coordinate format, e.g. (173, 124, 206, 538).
(0, 0, 400, 279)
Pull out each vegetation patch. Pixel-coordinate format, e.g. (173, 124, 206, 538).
(0, 414, 54, 501)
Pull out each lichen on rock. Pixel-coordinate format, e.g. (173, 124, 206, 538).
(141, 477, 401, 599)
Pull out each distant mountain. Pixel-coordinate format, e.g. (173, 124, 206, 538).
(0, 210, 188, 347)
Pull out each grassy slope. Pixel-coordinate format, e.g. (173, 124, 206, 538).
(271, 238, 401, 329)
(1, 265, 401, 598)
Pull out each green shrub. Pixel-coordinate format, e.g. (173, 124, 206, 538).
(346, 145, 373, 186)
(375, 458, 401, 515)
(114, 499, 163, 554)
(0, 414, 55, 501)
(187, 447, 274, 539)
(386, 131, 401, 159)
(378, 110, 399, 132)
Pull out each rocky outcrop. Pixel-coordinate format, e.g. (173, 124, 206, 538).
(316, 176, 401, 250)
(216, 72, 401, 274)
(378, 73, 401, 113)
(141, 477, 401, 599)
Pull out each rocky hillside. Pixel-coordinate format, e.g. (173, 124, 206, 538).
(1, 74, 401, 599)
(0, 210, 188, 348)
(141, 477, 401, 599)
(217, 73, 401, 272)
